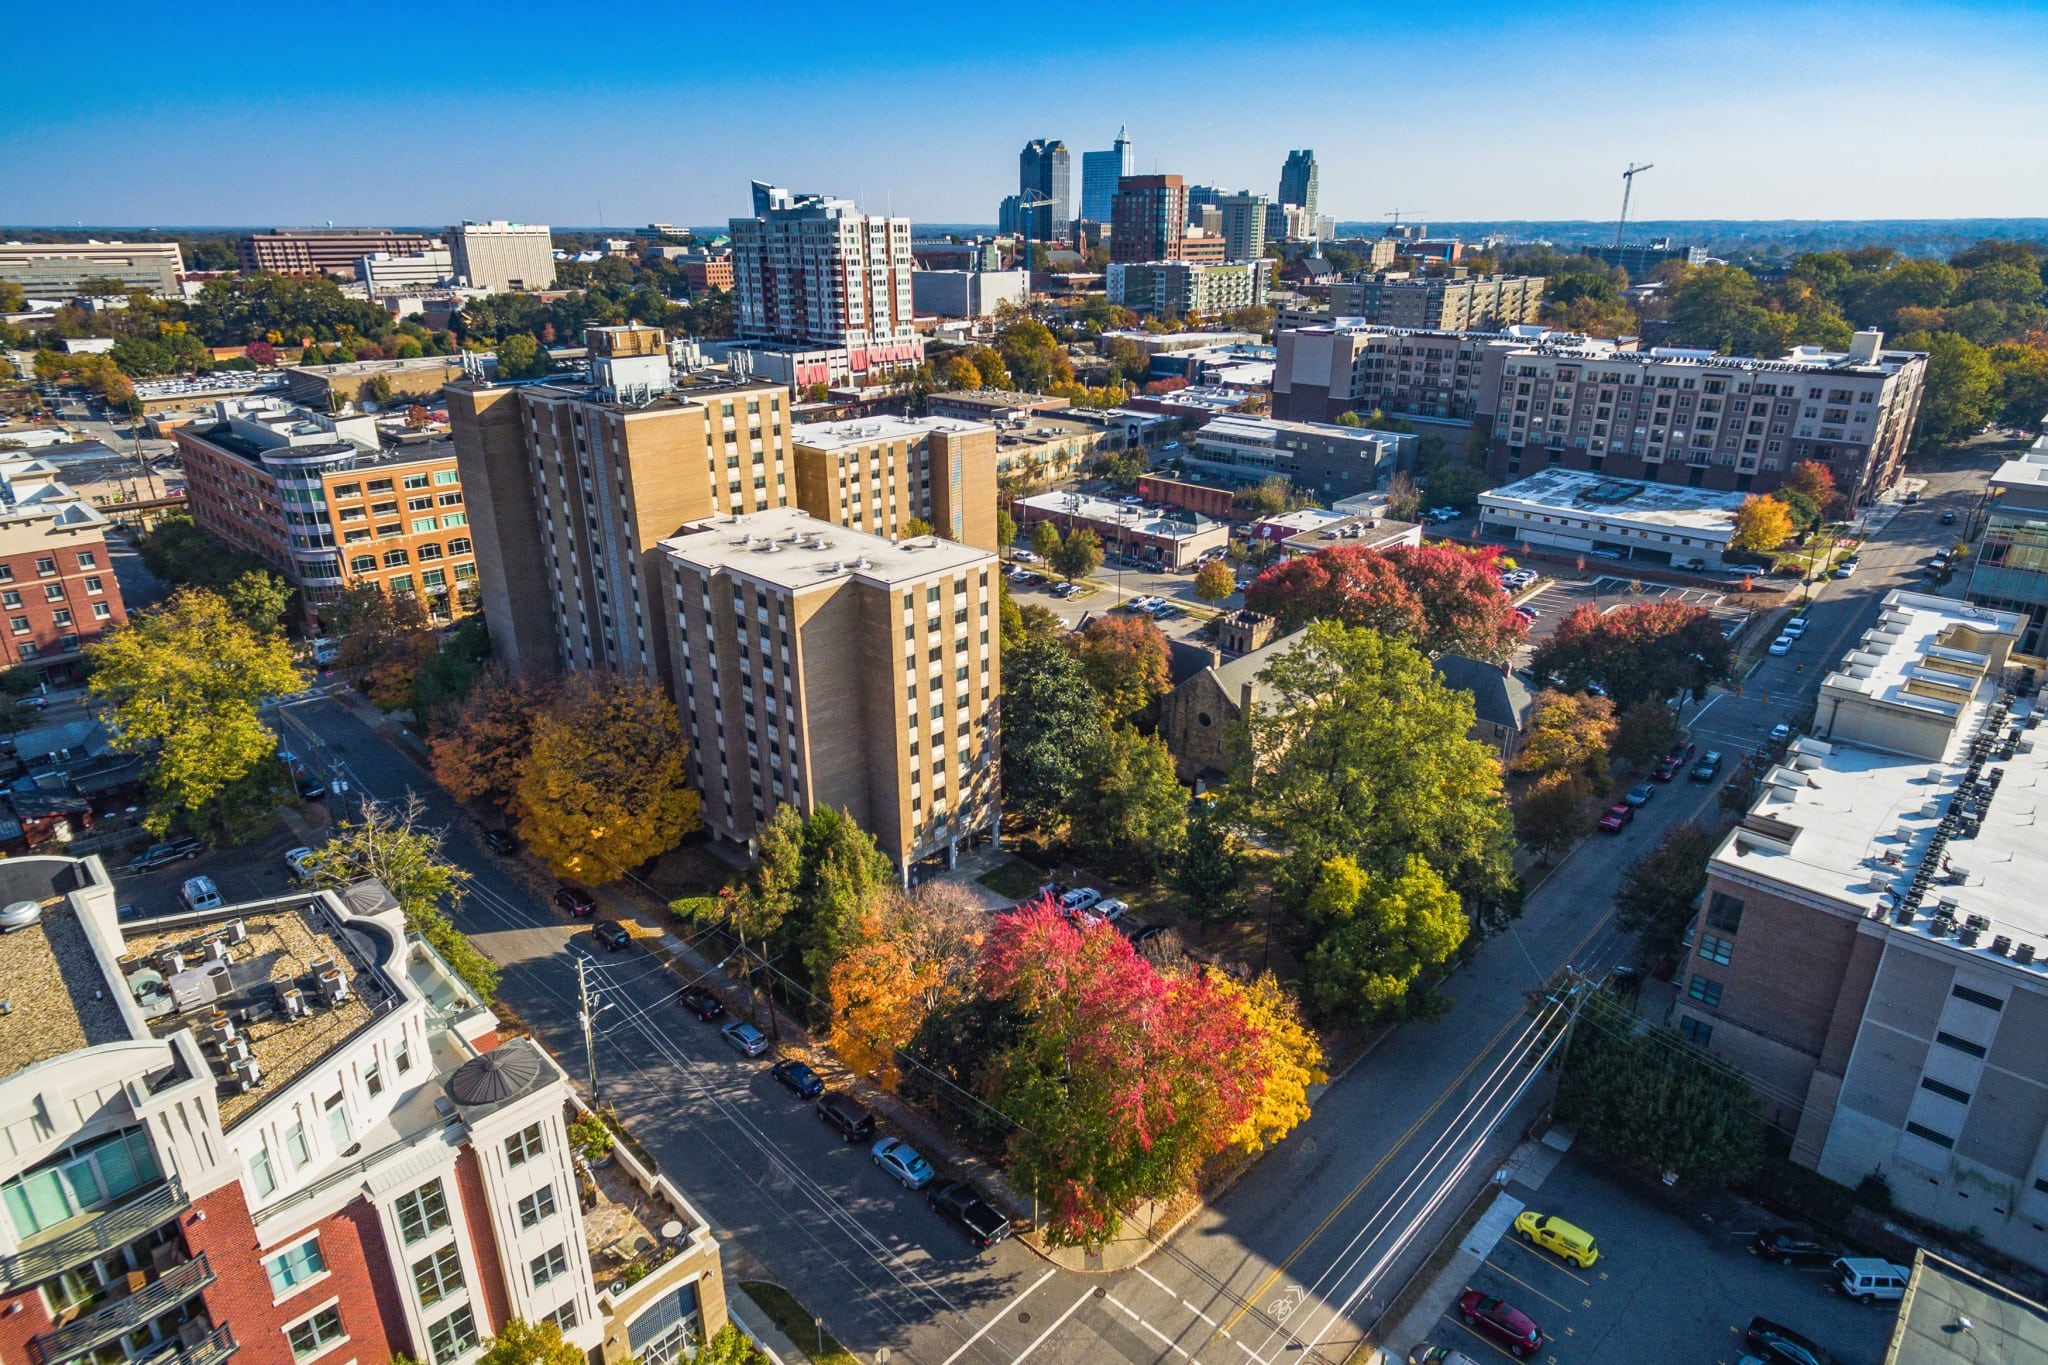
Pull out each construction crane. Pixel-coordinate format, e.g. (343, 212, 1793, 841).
(1615, 163, 1654, 250)
(1383, 206, 1423, 235)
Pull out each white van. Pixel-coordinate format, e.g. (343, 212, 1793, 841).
(181, 876, 223, 913)
(1834, 1256, 1909, 1304)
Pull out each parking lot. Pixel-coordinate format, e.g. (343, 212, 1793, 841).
(1412, 1152, 1897, 1365)
(1509, 571, 1755, 660)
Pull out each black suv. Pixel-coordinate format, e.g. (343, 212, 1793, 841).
(1745, 1317, 1836, 1365)
(927, 1181, 1012, 1250)
(816, 1091, 876, 1141)
(771, 1059, 824, 1099)
(1751, 1227, 1837, 1267)
(592, 921, 630, 952)
(676, 986, 726, 1021)
(1690, 750, 1724, 782)
(128, 837, 203, 872)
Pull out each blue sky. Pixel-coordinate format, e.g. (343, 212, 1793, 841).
(6, 1, 2045, 227)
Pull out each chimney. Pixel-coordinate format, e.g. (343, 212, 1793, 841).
(1848, 330, 1883, 363)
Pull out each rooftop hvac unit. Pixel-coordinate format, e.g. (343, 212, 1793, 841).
(1993, 935, 2013, 957)
(221, 1036, 250, 1064)
(1937, 896, 1960, 915)
(318, 968, 351, 1004)
(225, 918, 248, 945)
(161, 950, 186, 975)
(1949, 864, 1971, 884)
(205, 937, 231, 963)
(2018, 943, 2038, 966)
(1923, 799, 1946, 818)
(229, 1058, 262, 1091)
(277, 986, 307, 1020)
(1866, 870, 1891, 892)
(1924, 768, 1944, 784)
(1961, 924, 1985, 947)
(169, 961, 232, 1013)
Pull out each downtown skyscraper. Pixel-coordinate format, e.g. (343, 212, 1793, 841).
(1279, 149, 1319, 218)
(1017, 138, 1070, 242)
(1079, 126, 1133, 223)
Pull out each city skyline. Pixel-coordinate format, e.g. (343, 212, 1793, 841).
(8, 1, 2046, 227)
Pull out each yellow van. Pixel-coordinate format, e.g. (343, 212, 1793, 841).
(1511, 1210, 1599, 1268)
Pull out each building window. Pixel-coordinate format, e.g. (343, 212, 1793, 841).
(284, 1120, 312, 1169)
(1905, 1121, 1956, 1150)
(265, 1237, 327, 1296)
(351, 555, 376, 573)
(413, 518, 440, 535)
(0, 1129, 161, 1237)
(83, 576, 103, 595)
(1705, 892, 1744, 933)
(1935, 1031, 1989, 1059)
(9, 617, 27, 636)
(412, 1245, 464, 1307)
(75, 550, 97, 570)
(1698, 933, 1734, 965)
(403, 473, 431, 490)
(34, 556, 55, 577)
(1951, 983, 2003, 1012)
(449, 538, 472, 555)
(248, 1144, 278, 1198)
(1678, 1016, 1713, 1045)
(389, 574, 414, 593)
(516, 1182, 557, 1229)
(1687, 975, 1723, 1007)
(506, 1123, 546, 1167)
(92, 601, 112, 620)
(435, 470, 459, 485)
(51, 609, 71, 628)
(395, 1179, 450, 1244)
(428, 1305, 479, 1365)
(43, 583, 64, 602)
(286, 1305, 346, 1361)
(530, 1244, 569, 1287)
(1921, 1076, 1972, 1104)
(384, 549, 410, 567)
(544, 1302, 579, 1332)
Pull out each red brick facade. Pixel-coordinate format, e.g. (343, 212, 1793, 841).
(0, 533, 126, 681)
(0, 1278, 58, 1363)
(183, 1181, 409, 1365)
(453, 1149, 511, 1335)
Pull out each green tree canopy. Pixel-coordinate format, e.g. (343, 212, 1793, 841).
(1614, 822, 1722, 968)
(1000, 635, 1105, 830)
(1301, 853, 1468, 1021)
(87, 588, 305, 834)
(1064, 725, 1188, 873)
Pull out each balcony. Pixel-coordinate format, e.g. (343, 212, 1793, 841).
(31, 1253, 216, 1365)
(130, 1325, 237, 1365)
(0, 1178, 189, 1289)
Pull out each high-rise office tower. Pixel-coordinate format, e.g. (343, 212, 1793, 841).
(1216, 193, 1270, 262)
(449, 220, 556, 293)
(1279, 149, 1320, 218)
(1079, 126, 1132, 223)
(1017, 139, 1071, 242)
(1110, 175, 1188, 264)
(729, 182, 922, 377)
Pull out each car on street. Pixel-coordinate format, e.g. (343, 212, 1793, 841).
(293, 770, 328, 800)
(1053, 582, 1083, 598)
(284, 846, 317, 881)
(1456, 1291, 1546, 1358)
(816, 1091, 877, 1141)
(1751, 1227, 1839, 1267)
(1624, 783, 1654, 807)
(1598, 802, 1635, 832)
(1406, 1349, 1483, 1365)
(676, 986, 726, 1021)
(1511, 1210, 1600, 1268)
(926, 1180, 1012, 1250)
(1012, 550, 1039, 562)
(482, 829, 518, 855)
(1770, 723, 1793, 744)
(1057, 887, 1103, 915)
(1692, 751, 1725, 781)
(1130, 924, 1169, 947)
(1745, 1316, 1836, 1365)
(1076, 897, 1128, 926)
(770, 1058, 824, 1099)
(555, 884, 597, 917)
(592, 920, 631, 951)
(1833, 561, 1856, 578)
(1941, 510, 1957, 525)
(871, 1136, 936, 1189)
(1653, 757, 1680, 782)
(1783, 617, 1810, 636)
(720, 1020, 770, 1057)
(128, 837, 203, 872)
(1769, 634, 1796, 655)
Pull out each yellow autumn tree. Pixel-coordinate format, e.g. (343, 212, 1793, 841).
(1731, 494, 1795, 552)
(514, 674, 699, 883)
(826, 883, 986, 1090)
(1213, 971, 1327, 1155)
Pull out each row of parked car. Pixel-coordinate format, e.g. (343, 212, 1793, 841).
(676, 982, 1014, 1251)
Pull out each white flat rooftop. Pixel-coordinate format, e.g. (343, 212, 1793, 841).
(1480, 467, 1743, 532)
(662, 508, 993, 590)
(790, 415, 990, 450)
(1015, 490, 1220, 537)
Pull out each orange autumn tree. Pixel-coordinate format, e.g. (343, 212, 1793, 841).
(515, 674, 699, 883)
(428, 670, 547, 811)
(826, 883, 986, 1089)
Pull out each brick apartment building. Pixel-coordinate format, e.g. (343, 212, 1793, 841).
(174, 398, 476, 629)
(789, 416, 999, 550)
(1480, 329, 1928, 503)
(1272, 323, 1551, 427)
(1327, 270, 1546, 331)
(661, 509, 1001, 875)
(0, 456, 128, 683)
(1110, 175, 1187, 265)
(0, 859, 728, 1365)
(1673, 592, 2048, 1270)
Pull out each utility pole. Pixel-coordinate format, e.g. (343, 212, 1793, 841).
(1615, 163, 1654, 250)
(577, 956, 600, 1103)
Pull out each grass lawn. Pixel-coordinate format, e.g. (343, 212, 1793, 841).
(739, 1281, 858, 1365)
(975, 857, 1046, 902)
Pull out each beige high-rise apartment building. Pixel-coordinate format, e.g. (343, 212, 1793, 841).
(1327, 271, 1547, 330)
(790, 416, 999, 550)
(449, 220, 556, 293)
(446, 326, 793, 682)
(660, 508, 1000, 876)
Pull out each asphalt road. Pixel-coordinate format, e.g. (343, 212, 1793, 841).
(258, 447, 2003, 1365)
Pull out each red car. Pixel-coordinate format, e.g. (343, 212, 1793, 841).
(1597, 802, 1634, 832)
(1458, 1291, 1546, 1358)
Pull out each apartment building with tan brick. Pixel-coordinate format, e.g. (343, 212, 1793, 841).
(790, 415, 999, 550)
(660, 508, 1000, 878)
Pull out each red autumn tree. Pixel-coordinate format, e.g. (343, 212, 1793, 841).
(244, 340, 278, 367)
(980, 897, 1268, 1246)
(1073, 612, 1171, 720)
(1783, 460, 1844, 519)
(1532, 599, 1733, 709)
(1385, 543, 1527, 661)
(1244, 545, 1425, 637)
